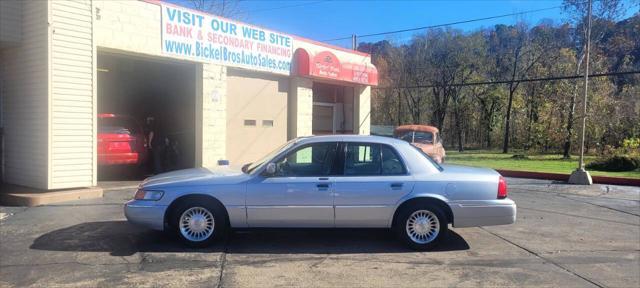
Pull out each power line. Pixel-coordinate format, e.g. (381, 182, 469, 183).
(322, 5, 563, 42)
(245, 0, 331, 14)
(373, 70, 640, 90)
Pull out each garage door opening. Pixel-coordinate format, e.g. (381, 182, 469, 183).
(97, 52, 196, 180)
(312, 82, 355, 135)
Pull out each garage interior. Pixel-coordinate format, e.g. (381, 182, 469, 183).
(97, 52, 196, 179)
(312, 82, 355, 135)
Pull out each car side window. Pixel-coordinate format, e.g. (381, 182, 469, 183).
(399, 132, 413, 142)
(381, 145, 406, 175)
(344, 143, 406, 176)
(273, 142, 337, 177)
(344, 143, 381, 176)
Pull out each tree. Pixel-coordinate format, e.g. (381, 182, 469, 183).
(486, 23, 552, 153)
(361, 41, 407, 125)
(410, 28, 475, 135)
(363, 9, 639, 153)
(474, 85, 503, 148)
(450, 32, 485, 151)
(561, 0, 628, 158)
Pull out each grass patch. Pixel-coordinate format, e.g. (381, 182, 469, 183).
(446, 150, 640, 179)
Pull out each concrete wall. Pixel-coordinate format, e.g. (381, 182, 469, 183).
(355, 86, 371, 135)
(197, 63, 227, 168)
(0, 0, 49, 189)
(94, 0, 162, 57)
(288, 77, 314, 139)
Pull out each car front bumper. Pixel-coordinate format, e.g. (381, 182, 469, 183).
(124, 200, 167, 231)
(449, 198, 517, 228)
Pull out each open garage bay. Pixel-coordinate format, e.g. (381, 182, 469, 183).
(97, 52, 197, 180)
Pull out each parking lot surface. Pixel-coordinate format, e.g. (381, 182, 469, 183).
(1, 178, 639, 287)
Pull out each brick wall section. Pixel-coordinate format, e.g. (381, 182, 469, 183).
(356, 86, 371, 135)
(199, 63, 227, 167)
(288, 77, 314, 139)
(94, 0, 161, 56)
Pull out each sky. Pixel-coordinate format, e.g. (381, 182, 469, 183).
(168, 0, 638, 49)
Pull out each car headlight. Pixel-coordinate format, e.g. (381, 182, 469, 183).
(134, 189, 164, 201)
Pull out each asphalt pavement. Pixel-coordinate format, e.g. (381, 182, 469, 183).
(0, 178, 638, 287)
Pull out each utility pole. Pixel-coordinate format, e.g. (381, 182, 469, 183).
(569, 0, 593, 185)
(352, 34, 357, 51)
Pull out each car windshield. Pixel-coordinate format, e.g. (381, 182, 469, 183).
(244, 139, 297, 174)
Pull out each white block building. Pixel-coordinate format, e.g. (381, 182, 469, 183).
(0, 0, 378, 190)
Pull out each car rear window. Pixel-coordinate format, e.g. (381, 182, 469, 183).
(398, 131, 433, 144)
(411, 145, 443, 171)
(99, 117, 139, 134)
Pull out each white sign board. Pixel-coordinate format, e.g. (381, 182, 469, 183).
(161, 4, 293, 75)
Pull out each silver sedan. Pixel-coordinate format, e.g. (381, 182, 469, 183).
(125, 135, 516, 250)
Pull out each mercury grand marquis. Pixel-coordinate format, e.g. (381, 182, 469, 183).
(125, 135, 516, 250)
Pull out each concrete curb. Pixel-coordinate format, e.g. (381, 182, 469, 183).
(102, 185, 139, 192)
(496, 170, 640, 187)
(0, 185, 104, 207)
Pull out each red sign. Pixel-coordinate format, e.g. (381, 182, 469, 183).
(294, 49, 378, 86)
(311, 51, 342, 79)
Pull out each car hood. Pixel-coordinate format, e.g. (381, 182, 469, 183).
(141, 167, 249, 189)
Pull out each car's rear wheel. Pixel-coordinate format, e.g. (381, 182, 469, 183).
(395, 203, 448, 251)
(170, 200, 227, 247)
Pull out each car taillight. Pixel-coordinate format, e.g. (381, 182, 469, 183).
(497, 176, 508, 199)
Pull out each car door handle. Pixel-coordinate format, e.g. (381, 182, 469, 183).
(317, 183, 330, 189)
(390, 183, 404, 189)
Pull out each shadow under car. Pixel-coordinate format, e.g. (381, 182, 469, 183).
(30, 221, 470, 256)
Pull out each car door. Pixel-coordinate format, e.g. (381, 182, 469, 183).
(333, 142, 414, 227)
(245, 142, 339, 227)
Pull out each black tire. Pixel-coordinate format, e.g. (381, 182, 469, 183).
(169, 198, 228, 248)
(394, 202, 448, 251)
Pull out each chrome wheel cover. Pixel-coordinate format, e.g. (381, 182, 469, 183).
(406, 209, 440, 244)
(179, 207, 215, 242)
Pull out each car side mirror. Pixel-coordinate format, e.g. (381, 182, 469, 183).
(264, 163, 276, 176)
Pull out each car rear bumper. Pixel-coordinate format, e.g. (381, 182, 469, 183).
(99, 153, 141, 165)
(449, 198, 516, 228)
(124, 200, 167, 231)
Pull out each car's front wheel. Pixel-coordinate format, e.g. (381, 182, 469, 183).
(395, 203, 448, 250)
(170, 199, 227, 247)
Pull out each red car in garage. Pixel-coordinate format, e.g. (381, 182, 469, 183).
(98, 114, 148, 166)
